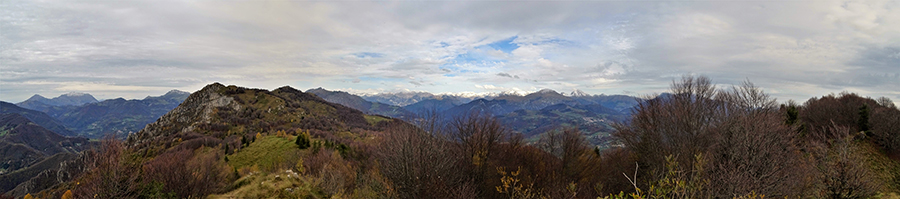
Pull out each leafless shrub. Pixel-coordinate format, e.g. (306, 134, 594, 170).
(142, 146, 231, 198)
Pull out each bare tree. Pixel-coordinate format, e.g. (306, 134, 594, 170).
(811, 124, 880, 199)
(614, 75, 723, 182)
(376, 121, 467, 199)
(74, 135, 139, 198)
(705, 111, 809, 197)
(876, 97, 896, 110)
(614, 76, 814, 197)
(450, 111, 508, 164)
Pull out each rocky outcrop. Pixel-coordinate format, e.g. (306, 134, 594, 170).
(127, 83, 239, 147)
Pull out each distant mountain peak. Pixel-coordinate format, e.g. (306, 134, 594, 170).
(17, 92, 98, 111)
(568, 89, 590, 97)
(535, 88, 558, 95)
(165, 89, 191, 96)
(25, 94, 48, 101)
(499, 90, 525, 96)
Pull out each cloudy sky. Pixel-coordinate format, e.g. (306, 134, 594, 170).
(1, 0, 898, 103)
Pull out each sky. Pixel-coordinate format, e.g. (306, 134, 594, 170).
(1, 0, 898, 104)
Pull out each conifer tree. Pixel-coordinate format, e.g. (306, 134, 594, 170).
(296, 130, 311, 149)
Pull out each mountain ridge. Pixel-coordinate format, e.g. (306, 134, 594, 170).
(0, 102, 74, 137)
(126, 83, 392, 155)
(16, 93, 99, 112)
(43, 89, 191, 138)
(306, 88, 415, 119)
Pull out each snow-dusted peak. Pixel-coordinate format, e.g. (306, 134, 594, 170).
(535, 88, 558, 95)
(62, 92, 89, 97)
(440, 91, 499, 99)
(499, 90, 527, 96)
(165, 90, 191, 96)
(568, 89, 591, 97)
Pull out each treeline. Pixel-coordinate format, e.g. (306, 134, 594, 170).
(611, 76, 899, 198)
(18, 76, 900, 199)
(376, 76, 900, 198)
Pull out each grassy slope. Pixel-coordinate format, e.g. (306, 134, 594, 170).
(860, 141, 900, 195)
(227, 135, 301, 173)
(216, 135, 330, 198)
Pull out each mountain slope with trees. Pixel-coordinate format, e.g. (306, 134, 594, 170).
(10, 78, 899, 199)
(0, 102, 74, 137)
(0, 114, 91, 195)
(41, 90, 190, 138)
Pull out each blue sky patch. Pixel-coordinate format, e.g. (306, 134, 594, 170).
(488, 36, 519, 53)
(352, 52, 384, 58)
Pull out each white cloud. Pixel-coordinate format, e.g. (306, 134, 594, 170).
(1, 0, 898, 103)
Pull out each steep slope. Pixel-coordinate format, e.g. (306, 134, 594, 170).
(0, 102, 74, 137)
(0, 113, 91, 195)
(43, 90, 190, 138)
(306, 88, 415, 119)
(0, 114, 80, 155)
(0, 152, 82, 196)
(16, 93, 98, 112)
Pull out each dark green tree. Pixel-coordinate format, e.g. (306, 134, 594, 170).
(858, 104, 870, 133)
(296, 131, 311, 149)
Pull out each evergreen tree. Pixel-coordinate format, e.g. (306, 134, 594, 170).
(296, 130, 311, 149)
(858, 104, 870, 132)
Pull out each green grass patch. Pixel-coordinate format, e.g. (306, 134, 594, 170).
(859, 141, 900, 193)
(364, 115, 389, 126)
(209, 170, 326, 199)
(227, 135, 301, 172)
(0, 127, 9, 137)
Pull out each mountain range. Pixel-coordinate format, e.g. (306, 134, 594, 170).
(16, 93, 99, 113)
(0, 102, 74, 137)
(6, 90, 191, 139)
(43, 90, 191, 138)
(306, 88, 416, 119)
(310, 88, 641, 146)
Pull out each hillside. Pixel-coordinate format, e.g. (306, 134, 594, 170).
(16, 93, 98, 113)
(497, 103, 627, 148)
(0, 114, 90, 173)
(0, 102, 74, 137)
(0, 114, 91, 194)
(306, 88, 415, 119)
(442, 89, 580, 117)
(43, 90, 190, 138)
(24, 82, 401, 198)
(127, 83, 389, 154)
(570, 94, 640, 112)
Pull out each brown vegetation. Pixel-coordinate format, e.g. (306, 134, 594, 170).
(41, 80, 898, 198)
